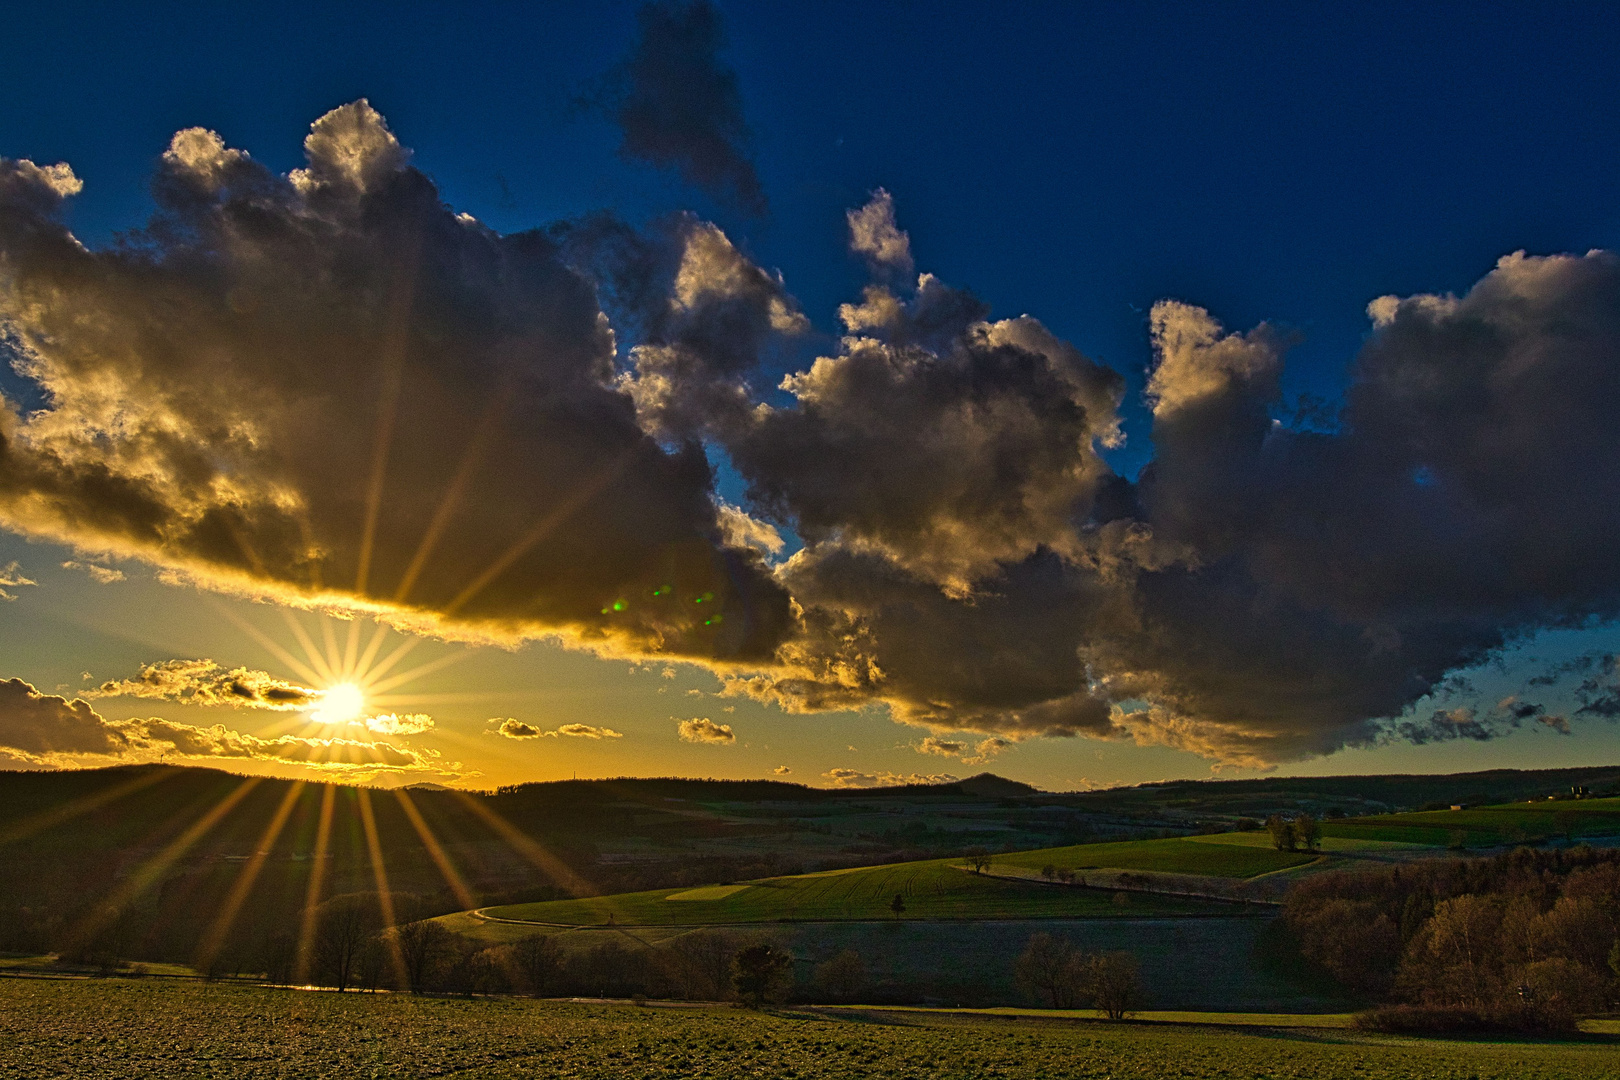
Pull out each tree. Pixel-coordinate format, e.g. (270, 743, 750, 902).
(511, 933, 562, 997)
(312, 895, 380, 992)
(889, 893, 906, 919)
(1294, 813, 1321, 853)
(1013, 932, 1083, 1008)
(1083, 952, 1142, 1020)
(964, 846, 993, 874)
(395, 920, 452, 993)
(813, 949, 867, 1002)
(1266, 814, 1297, 852)
(732, 943, 794, 1007)
(663, 929, 741, 1000)
(1041, 864, 1057, 882)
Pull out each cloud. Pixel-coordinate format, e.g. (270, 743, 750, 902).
(363, 713, 433, 736)
(772, 764, 790, 775)
(0, 676, 439, 771)
(554, 723, 623, 739)
(0, 561, 35, 601)
(86, 660, 316, 710)
(0, 677, 128, 756)
(494, 718, 622, 740)
(595, 1, 765, 213)
(0, 104, 792, 668)
(821, 767, 958, 789)
(61, 560, 125, 583)
(846, 189, 913, 275)
(677, 716, 734, 743)
(917, 736, 964, 757)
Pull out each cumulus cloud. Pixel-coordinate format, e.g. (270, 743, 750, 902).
(495, 718, 622, 739)
(594, 1, 765, 213)
(0, 104, 791, 666)
(8, 104, 1620, 771)
(0, 560, 34, 601)
(917, 736, 964, 757)
(86, 660, 317, 710)
(0, 676, 438, 771)
(61, 560, 125, 583)
(772, 764, 790, 775)
(677, 716, 734, 743)
(846, 189, 912, 275)
(363, 712, 433, 736)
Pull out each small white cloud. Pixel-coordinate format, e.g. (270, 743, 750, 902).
(493, 718, 622, 740)
(772, 765, 791, 775)
(0, 561, 37, 601)
(365, 713, 433, 736)
(677, 717, 735, 744)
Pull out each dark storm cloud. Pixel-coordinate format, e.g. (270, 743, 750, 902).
(8, 104, 1620, 767)
(0, 103, 790, 663)
(595, 1, 766, 214)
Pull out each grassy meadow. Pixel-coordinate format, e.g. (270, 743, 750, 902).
(3, 978, 1617, 1080)
(477, 837, 1310, 928)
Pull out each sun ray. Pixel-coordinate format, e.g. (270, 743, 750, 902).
(355, 250, 420, 597)
(64, 777, 262, 958)
(293, 783, 337, 985)
(342, 617, 362, 682)
(356, 787, 410, 988)
(365, 691, 511, 708)
(194, 781, 305, 973)
(449, 791, 596, 897)
(357, 635, 422, 692)
(215, 605, 325, 687)
(444, 452, 629, 617)
(0, 766, 175, 849)
(363, 648, 472, 696)
(320, 616, 343, 683)
(283, 608, 338, 687)
(354, 621, 392, 685)
(393, 790, 477, 910)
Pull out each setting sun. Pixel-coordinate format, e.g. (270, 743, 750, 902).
(311, 683, 366, 725)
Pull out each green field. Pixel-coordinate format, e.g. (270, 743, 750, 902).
(3, 978, 1616, 1079)
(476, 836, 1310, 928)
(1323, 798, 1620, 847)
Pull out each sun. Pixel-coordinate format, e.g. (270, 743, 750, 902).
(311, 682, 366, 725)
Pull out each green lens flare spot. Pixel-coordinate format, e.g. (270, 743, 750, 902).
(703, 614, 723, 626)
(612, 600, 626, 612)
(694, 591, 715, 604)
(652, 585, 672, 597)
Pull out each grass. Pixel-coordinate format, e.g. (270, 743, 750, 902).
(1322, 798, 1620, 847)
(993, 837, 1315, 878)
(4, 978, 1618, 1079)
(482, 857, 1233, 926)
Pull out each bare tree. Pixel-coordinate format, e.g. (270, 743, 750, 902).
(312, 895, 379, 992)
(511, 933, 561, 997)
(964, 846, 994, 874)
(664, 928, 742, 1001)
(813, 949, 867, 1002)
(1083, 952, 1142, 1020)
(1014, 932, 1083, 1008)
(395, 920, 452, 993)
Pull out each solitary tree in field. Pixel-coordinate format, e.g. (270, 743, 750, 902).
(1266, 814, 1297, 852)
(395, 919, 452, 993)
(312, 895, 380, 992)
(1013, 932, 1083, 1008)
(1041, 864, 1057, 881)
(1083, 952, 1141, 1020)
(890, 893, 907, 919)
(965, 846, 993, 874)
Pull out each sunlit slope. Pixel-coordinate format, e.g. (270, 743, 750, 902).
(1320, 797, 1620, 847)
(478, 837, 1308, 926)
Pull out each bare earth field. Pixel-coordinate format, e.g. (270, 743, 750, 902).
(3, 979, 1618, 1080)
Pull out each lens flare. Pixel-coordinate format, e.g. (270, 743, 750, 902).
(312, 682, 366, 724)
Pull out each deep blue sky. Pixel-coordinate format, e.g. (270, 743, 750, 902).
(6, 2, 1620, 787)
(10, 1, 1620, 472)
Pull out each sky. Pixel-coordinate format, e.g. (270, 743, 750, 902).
(4, 1, 1620, 791)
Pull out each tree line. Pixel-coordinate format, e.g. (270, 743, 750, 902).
(1282, 846, 1620, 1031)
